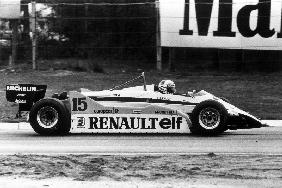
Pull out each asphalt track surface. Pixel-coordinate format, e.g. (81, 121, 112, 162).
(0, 125, 282, 155)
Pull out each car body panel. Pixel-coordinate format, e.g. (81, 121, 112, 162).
(69, 83, 262, 134)
(70, 91, 191, 133)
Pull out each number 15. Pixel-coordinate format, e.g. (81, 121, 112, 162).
(72, 98, 87, 111)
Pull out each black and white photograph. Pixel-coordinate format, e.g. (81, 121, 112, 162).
(0, 0, 282, 187)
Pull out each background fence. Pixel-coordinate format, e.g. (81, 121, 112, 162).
(0, 0, 156, 69)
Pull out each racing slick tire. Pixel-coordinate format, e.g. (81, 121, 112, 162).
(29, 98, 71, 136)
(190, 100, 228, 136)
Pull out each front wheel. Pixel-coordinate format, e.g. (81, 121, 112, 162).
(29, 98, 71, 135)
(189, 100, 228, 136)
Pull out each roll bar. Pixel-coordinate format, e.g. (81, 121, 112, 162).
(110, 72, 147, 91)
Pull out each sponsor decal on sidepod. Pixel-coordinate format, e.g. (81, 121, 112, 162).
(72, 114, 189, 133)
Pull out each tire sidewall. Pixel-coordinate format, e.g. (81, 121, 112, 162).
(29, 98, 70, 135)
(190, 100, 228, 136)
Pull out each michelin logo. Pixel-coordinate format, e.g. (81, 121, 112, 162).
(7, 85, 36, 92)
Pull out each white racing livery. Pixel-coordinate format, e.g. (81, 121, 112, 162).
(6, 73, 262, 136)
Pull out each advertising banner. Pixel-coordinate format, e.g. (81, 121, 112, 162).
(0, 0, 21, 19)
(160, 0, 282, 50)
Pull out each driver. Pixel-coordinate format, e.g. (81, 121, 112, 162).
(158, 80, 176, 94)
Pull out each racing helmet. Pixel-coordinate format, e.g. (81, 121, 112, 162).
(158, 80, 176, 94)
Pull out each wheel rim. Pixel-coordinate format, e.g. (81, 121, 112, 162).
(36, 106, 59, 128)
(199, 107, 221, 130)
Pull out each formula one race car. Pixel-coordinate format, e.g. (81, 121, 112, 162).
(6, 73, 262, 136)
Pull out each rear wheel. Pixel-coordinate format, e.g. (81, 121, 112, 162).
(29, 98, 70, 135)
(190, 100, 228, 136)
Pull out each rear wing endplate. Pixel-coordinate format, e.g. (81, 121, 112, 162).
(6, 84, 47, 111)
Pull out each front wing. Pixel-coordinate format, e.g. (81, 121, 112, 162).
(69, 91, 192, 133)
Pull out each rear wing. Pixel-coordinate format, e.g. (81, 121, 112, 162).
(6, 84, 47, 111)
